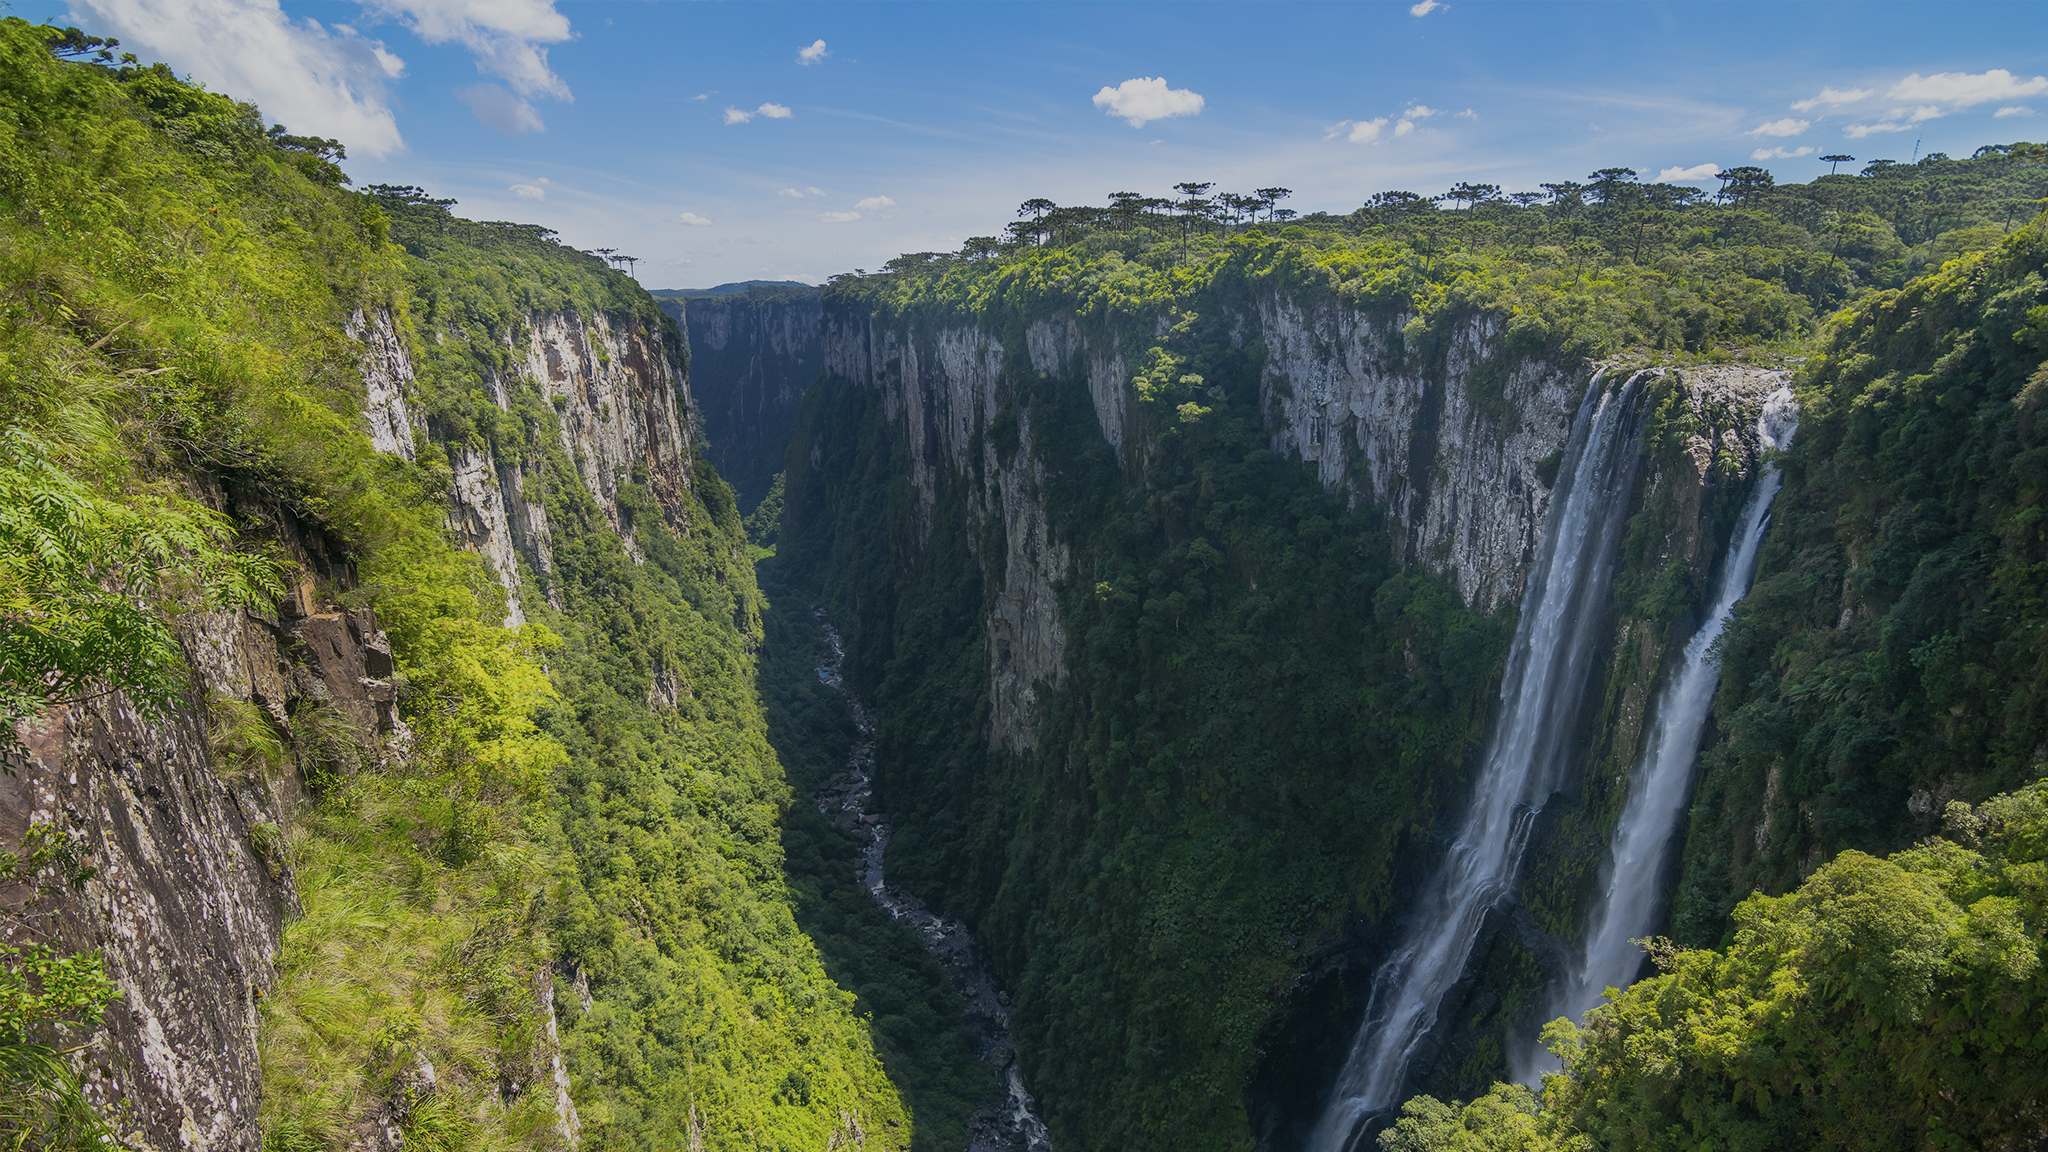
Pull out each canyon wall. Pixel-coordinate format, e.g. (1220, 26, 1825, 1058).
(784, 283, 1787, 1150)
(664, 287, 823, 511)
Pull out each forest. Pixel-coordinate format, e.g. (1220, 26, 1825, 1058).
(2, 12, 2046, 1152)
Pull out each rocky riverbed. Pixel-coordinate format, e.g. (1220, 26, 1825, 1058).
(810, 609, 1053, 1152)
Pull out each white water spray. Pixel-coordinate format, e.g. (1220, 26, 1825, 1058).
(1528, 385, 1799, 1072)
(1307, 373, 1650, 1152)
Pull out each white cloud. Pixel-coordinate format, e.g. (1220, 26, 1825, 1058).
(508, 176, 550, 199)
(462, 83, 545, 133)
(362, 0, 572, 99)
(1092, 77, 1205, 127)
(807, 186, 824, 195)
(817, 211, 861, 223)
(1656, 162, 1722, 182)
(1747, 117, 1810, 137)
(1341, 117, 1391, 143)
(70, 0, 408, 158)
(1844, 120, 1912, 138)
(1751, 146, 1815, 160)
(730, 102, 792, 123)
(689, 92, 712, 101)
(1404, 104, 1443, 120)
(1996, 105, 2037, 118)
(1410, 0, 1443, 15)
(853, 195, 896, 210)
(1906, 104, 1945, 122)
(1394, 119, 1416, 138)
(1455, 108, 1478, 119)
(777, 187, 805, 197)
(678, 212, 713, 226)
(798, 39, 828, 65)
(1888, 69, 2048, 109)
(1791, 85, 1875, 112)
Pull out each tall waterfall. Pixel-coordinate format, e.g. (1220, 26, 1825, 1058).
(1308, 373, 1649, 1152)
(1534, 385, 1799, 1061)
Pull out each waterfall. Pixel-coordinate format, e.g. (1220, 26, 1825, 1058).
(1307, 372, 1649, 1152)
(1530, 385, 1799, 1068)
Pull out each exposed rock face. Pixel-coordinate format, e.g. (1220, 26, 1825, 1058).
(821, 314, 1073, 751)
(347, 309, 419, 462)
(669, 287, 824, 510)
(347, 307, 696, 620)
(1258, 302, 1585, 613)
(0, 590, 398, 1152)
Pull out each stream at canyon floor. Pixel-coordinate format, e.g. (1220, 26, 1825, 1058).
(809, 609, 1054, 1152)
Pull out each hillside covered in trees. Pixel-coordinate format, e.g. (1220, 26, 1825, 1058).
(4, 11, 2048, 1152)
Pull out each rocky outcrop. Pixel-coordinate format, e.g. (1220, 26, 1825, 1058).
(0, 586, 396, 1152)
(820, 314, 1072, 752)
(1259, 303, 1584, 613)
(669, 287, 823, 510)
(346, 307, 696, 621)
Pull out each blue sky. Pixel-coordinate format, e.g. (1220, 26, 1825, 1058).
(26, 1, 2048, 287)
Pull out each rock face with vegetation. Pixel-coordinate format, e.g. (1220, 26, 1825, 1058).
(6, 15, 2048, 1152)
(774, 147, 2048, 1151)
(0, 22, 911, 1152)
(660, 285, 824, 513)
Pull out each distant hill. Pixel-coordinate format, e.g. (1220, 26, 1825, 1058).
(650, 280, 819, 298)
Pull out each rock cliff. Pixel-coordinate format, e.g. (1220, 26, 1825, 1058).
(359, 307, 697, 621)
(664, 286, 823, 511)
(1, 511, 407, 1152)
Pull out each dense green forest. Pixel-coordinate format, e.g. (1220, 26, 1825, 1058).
(777, 141, 2048, 1150)
(0, 21, 910, 1151)
(7, 10, 2048, 1152)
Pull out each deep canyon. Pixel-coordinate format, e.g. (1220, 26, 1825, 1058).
(5, 22, 2048, 1152)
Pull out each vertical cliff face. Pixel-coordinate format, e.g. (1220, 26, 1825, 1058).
(1, 511, 403, 1152)
(1259, 301, 1584, 613)
(667, 287, 824, 510)
(817, 313, 1087, 751)
(788, 280, 1792, 1149)
(362, 307, 697, 621)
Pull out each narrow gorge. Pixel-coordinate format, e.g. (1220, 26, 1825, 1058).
(5, 18, 2048, 1152)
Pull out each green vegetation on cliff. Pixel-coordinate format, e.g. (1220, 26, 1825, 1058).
(1380, 774, 2048, 1152)
(0, 21, 908, 1151)
(779, 142, 2048, 1149)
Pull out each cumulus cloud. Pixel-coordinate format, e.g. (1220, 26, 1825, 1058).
(1996, 105, 2036, 118)
(1455, 108, 1478, 119)
(1092, 77, 1205, 127)
(1791, 85, 1876, 112)
(728, 102, 792, 123)
(71, 0, 409, 157)
(1334, 117, 1391, 143)
(678, 212, 713, 226)
(1751, 145, 1815, 160)
(776, 186, 824, 198)
(817, 211, 861, 223)
(1844, 120, 1912, 138)
(463, 83, 545, 133)
(1748, 117, 1810, 137)
(689, 92, 712, 101)
(1409, 0, 1443, 14)
(1656, 162, 1722, 182)
(508, 176, 550, 199)
(363, 0, 571, 98)
(1335, 104, 1444, 144)
(1888, 69, 2048, 108)
(798, 39, 828, 64)
(853, 195, 896, 210)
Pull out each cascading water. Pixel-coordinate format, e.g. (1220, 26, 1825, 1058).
(1308, 372, 1650, 1152)
(1528, 385, 1799, 1069)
